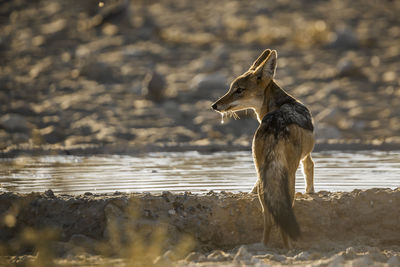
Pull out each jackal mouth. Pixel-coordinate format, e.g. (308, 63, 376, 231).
(219, 104, 237, 113)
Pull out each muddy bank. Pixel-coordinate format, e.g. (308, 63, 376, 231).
(3, 141, 400, 158)
(1, 188, 399, 259)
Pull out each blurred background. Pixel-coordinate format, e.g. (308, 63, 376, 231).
(1, 0, 400, 152)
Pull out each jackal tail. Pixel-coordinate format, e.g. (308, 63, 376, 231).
(261, 160, 300, 240)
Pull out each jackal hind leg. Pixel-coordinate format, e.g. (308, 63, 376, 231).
(301, 154, 314, 194)
(257, 183, 273, 246)
(280, 229, 292, 249)
(262, 210, 273, 246)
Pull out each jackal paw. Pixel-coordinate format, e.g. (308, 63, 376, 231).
(250, 187, 258, 194)
(305, 188, 315, 194)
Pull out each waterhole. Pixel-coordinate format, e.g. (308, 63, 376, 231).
(0, 151, 399, 194)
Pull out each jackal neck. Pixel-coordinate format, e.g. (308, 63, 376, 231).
(255, 80, 295, 123)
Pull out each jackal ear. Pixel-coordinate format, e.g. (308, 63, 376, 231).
(254, 50, 277, 80)
(249, 49, 271, 71)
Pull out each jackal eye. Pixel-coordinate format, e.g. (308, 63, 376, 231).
(235, 87, 245, 94)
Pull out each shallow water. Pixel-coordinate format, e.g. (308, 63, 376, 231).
(0, 151, 399, 194)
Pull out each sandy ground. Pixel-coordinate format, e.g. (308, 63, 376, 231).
(0, 188, 399, 266)
(1, 0, 400, 155)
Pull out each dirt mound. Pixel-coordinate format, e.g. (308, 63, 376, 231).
(0, 188, 399, 265)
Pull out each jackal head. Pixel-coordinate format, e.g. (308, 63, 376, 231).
(211, 49, 277, 116)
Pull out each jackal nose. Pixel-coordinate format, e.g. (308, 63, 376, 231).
(211, 103, 218, 110)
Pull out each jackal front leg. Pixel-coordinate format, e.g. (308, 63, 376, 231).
(302, 154, 314, 194)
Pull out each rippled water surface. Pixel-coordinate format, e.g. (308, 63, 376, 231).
(0, 151, 399, 194)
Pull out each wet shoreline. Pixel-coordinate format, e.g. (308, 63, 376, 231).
(2, 140, 400, 158)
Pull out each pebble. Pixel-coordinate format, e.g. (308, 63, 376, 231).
(233, 246, 253, 262)
(142, 70, 166, 102)
(44, 189, 55, 198)
(336, 59, 362, 77)
(293, 251, 311, 261)
(185, 252, 206, 262)
(207, 250, 233, 261)
(329, 28, 359, 49)
(0, 114, 31, 133)
(168, 209, 176, 215)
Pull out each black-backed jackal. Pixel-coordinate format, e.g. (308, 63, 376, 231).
(211, 49, 315, 248)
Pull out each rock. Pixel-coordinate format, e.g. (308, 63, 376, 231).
(168, 209, 176, 215)
(336, 59, 363, 77)
(11, 133, 30, 144)
(185, 252, 206, 262)
(39, 125, 67, 144)
(44, 189, 55, 198)
(0, 113, 31, 133)
(233, 246, 253, 262)
(293, 251, 311, 261)
(142, 71, 166, 102)
(41, 19, 66, 35)
(207, 250, 233, 262)
(79, 61, 119, 83)
(153, 250, 178, 267)
(9, 101, 36, 116)
(329, 28, 359, 49)
(190, 73, 227, 99)
(344, 246, 357, 259)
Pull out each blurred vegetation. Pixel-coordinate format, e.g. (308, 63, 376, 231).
(0, 193, 195, 266)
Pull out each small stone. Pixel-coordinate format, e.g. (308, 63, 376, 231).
(329, 28, 359, 49)
(142, 71, 166, 102)
(207, 250, 233, 262)
(153, 250, 177, 267)
(39, 125, 66, 144)
(336, 59, 362, 77)
(0, 113, 31, 133)
(79, 60, 119, 83)
(269, 253, 286, 262)
(168, 209, 176, 215)
(233, 246, 253, 262)
(153, 255, 172, 267)
(185, 252, 206, 262)
(44, 189, 55, 197)
(345, 246, 356, 258)
(294, 251, 310, 261)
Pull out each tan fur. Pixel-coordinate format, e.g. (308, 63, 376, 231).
(212, 49, 315, 248)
